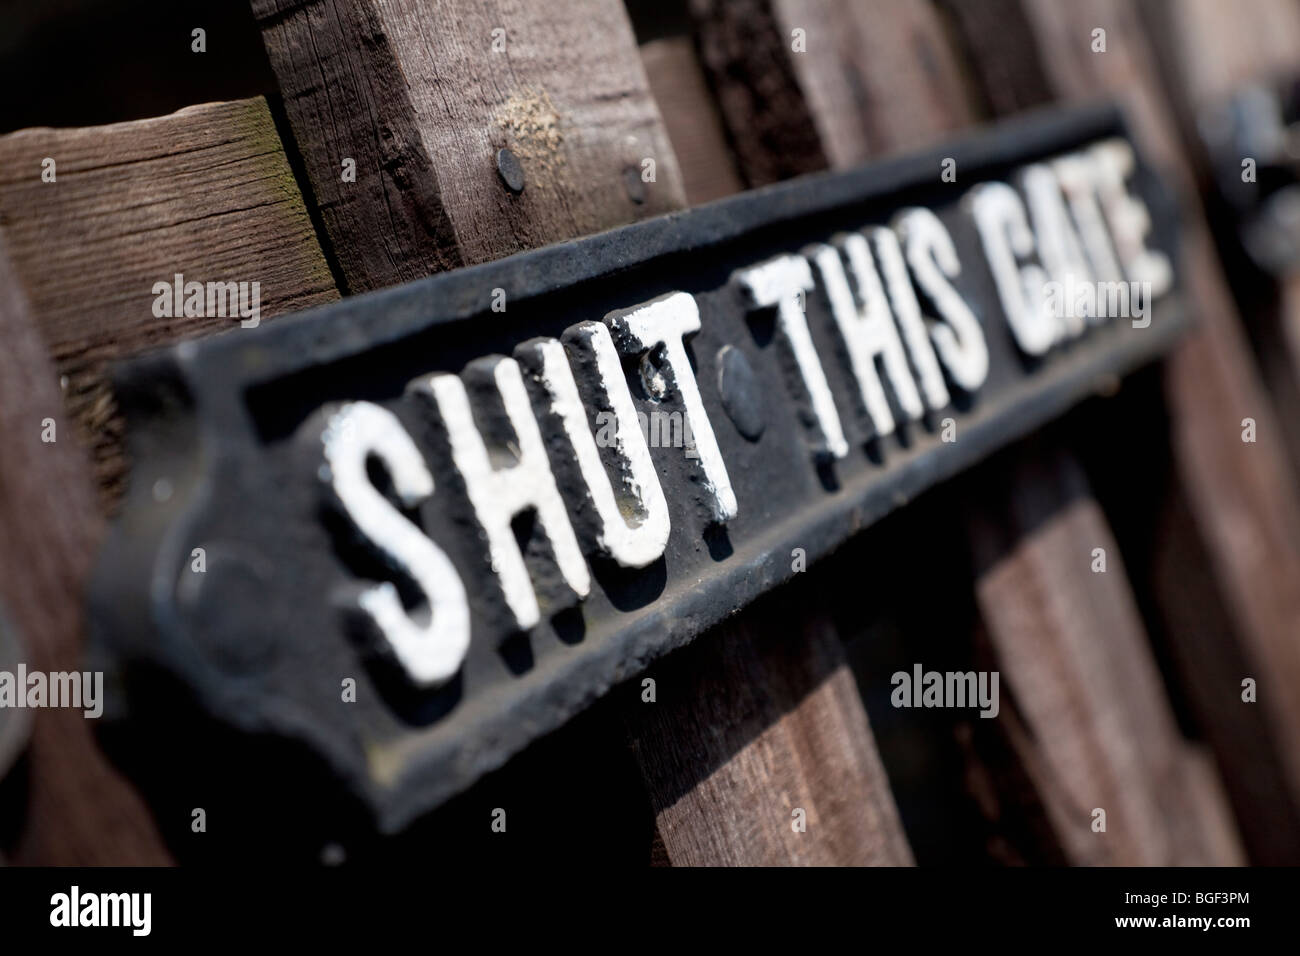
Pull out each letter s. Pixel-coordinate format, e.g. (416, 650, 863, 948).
(894, 207, 989, 392)
(321, 402, 470, 686)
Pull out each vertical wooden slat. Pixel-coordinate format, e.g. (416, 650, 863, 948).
(629, 594, 913, 866)
(969, 447, 1242, 864)
(0, 98, 339, 506)
(0, 97, 340, 863)
(638, 37, 744, 205)
(689, 0, 1242, 862)
(946, 0, 1300, 861)
(251, 0, 686, 293)
(256, 0, 913, 865)
(1138, 0, 1300, 481)
(831, 496, 1076, 866)
(1144, 0, 1300, 117)
(0, 235, 170, 864)
(1127, 0, 1300, 864)
(691, 0, 978, 185)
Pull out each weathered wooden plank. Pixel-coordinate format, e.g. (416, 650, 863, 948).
(690, 0, 978, 184)
(0, 97, 339, 507)
(0, 234, 171, 865)
(948, 0, 1300, 862)
(1139, 0, 1300, 863)
(968, 445, 1241, 864)
(638, 37, 744, 205)
(1063, 366, 1300, 863)
(1143, 0, 1300, 114)
(257, 0, 909, 865)
(628, 597, 913, 866)
(0, 97, 340, 863)
(1139, 0, 1300, 494)
(690, 0, 1242, 862)
(1279, 273, 1300, 469)
(251, 0, 686, 293)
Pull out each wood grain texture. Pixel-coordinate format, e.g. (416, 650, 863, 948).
(0, 97, 339, 508)
(251, 0, 686, 293)
(938, 0, 1055, 119)
(1146, 0, 1300, 109)
(0, 97, 338, 863)
(628, 603, 913, 866)
(951, 0, 1300, 859)
(689, 0, 977, 185)
(638, 37, 744, 205)
(0, 234, 171, 865)
(969, 448, 1242, 865)
(691, 0, 1242, 863)
(825, 498, 1073, 865)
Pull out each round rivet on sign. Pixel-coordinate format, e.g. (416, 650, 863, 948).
(178, 546, 279, 675)
(716, 344, 765, 441)
(497, 148, 525, 194)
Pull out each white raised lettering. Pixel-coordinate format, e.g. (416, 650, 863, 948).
(1089, 139, 1173, 297)
(968, 181, 1058, 357)
(734, 256, 848, 460)
(1021, 163, 1095, 336)
(411, 358, 591, 631)
(894, 207, 989, 391)
(607, 292, 738, 522)
(514, 323, 670, 568)
(320, 402, 470, 685)
(807, 237, 922, 437)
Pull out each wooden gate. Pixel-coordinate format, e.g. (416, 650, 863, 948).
(0, 0, 1297, 867)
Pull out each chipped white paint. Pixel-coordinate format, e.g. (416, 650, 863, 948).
(414, 359, 591, 630)
(515, 323, 670, 568)
(309, 135, 1175, 654)
(733, 256, 849, 459)
(321, 401, 469, 686)
(808, 237, 922, 437)
(607, 292, 738, 522)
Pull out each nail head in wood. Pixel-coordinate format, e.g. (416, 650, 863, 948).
(623, 166, 647, 204)
(497, 147, 525, 193)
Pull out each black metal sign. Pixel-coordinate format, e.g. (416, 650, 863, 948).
(91, 104, 1185, 832)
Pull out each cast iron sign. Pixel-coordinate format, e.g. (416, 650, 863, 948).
(92, 104, 1185, 831)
